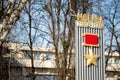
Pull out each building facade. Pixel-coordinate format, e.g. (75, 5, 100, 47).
(3, 42, 120, 80)
(105, 51, 120, 80)
(4, 42, 57, 80)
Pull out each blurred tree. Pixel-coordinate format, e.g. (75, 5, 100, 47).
(0, 0, 28, 42)
(0, 0, 28, 80)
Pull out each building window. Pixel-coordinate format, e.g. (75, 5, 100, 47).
(105, 56, 109, 64)
(33, 51, 40, 60)
(37, 75, 57, 80)
(115, 58, 120, 64)
(23, 51, 40, 60)
(23, 51, 30, 59)
(107, 72, 115, 77)
(45, 52, 52, 60)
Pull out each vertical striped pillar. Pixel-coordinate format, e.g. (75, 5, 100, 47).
(75, 21, 105, 80)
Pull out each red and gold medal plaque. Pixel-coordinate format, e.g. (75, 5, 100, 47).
(83, 33, 99, 47)
(75, 13, 105, 80)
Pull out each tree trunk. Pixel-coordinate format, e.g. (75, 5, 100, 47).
(0, 0, 27, 79)
(0, 0, 27, 43)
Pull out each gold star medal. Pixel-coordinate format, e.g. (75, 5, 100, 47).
(84, 47, 99, 66)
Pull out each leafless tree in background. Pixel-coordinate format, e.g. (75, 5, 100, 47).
(102, 0, 120, 54)
(99, 0, 120, 79)
(6, 0, 45, 80)
(20, 0, 44, 80)
(43, 0, 97, 80)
